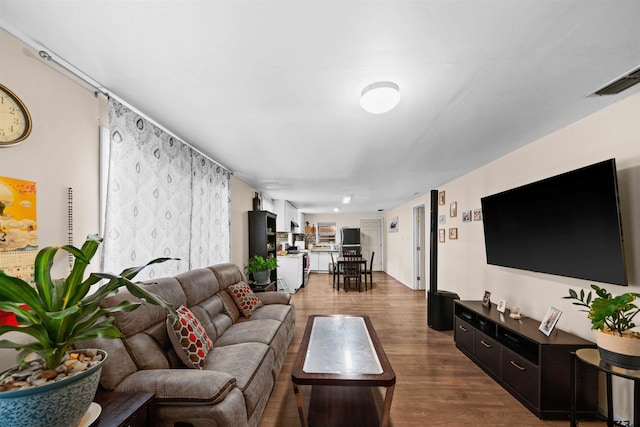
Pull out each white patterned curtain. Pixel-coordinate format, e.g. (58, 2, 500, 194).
(102, 99, 230, 279)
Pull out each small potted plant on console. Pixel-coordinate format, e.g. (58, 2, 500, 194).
(564, 284, 640, 368)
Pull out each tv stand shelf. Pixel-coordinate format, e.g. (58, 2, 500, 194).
(454, 300, 598, 419)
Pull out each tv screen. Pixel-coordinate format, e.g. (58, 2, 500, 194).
(481, 159, 627, 285)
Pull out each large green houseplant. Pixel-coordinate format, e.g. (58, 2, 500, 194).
(564, 284, 640, 368)
(245, 255, 277, 285)
(0, 234, 177, 427)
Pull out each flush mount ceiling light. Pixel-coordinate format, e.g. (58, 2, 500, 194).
(360, 81, 400, 114)
(342, 195, 352, 204)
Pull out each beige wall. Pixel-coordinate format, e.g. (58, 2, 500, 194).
(436, 91, 639, 339)
(435, 91, 640, 419)
(0, 29, 105, 371)
(230, 175, 257, 268)
(304, 213, 383, 235)
(0, 28, 103, 253)
(382, 196, 430, 289)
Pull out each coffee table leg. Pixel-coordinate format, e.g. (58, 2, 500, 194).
(381, 384, 395, 427)
(292, 382, 307, 427)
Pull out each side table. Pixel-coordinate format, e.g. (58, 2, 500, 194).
(571, 348, 640, 427)
(250, 281, 275, 292)
(93, 391, 155, 427)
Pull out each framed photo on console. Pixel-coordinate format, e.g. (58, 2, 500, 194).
(539, 307, 562, 336)
(482, 290, 491, 307)
(497, 300, 506, 313)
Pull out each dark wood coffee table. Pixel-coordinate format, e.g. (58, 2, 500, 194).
(291, 315, 396, 427)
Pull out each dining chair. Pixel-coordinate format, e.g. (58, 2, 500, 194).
(342, 255, 362, 292)
(329, 252, 339, 290)
(362, 251, 375, 290)
(342, 249, 361, 256)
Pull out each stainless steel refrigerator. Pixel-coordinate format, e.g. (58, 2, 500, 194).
(341, 227, 361, 255)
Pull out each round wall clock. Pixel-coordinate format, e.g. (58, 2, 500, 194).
(0, 83, 33, 147)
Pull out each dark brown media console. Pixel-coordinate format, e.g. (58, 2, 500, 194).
(454, 300, 598, 419)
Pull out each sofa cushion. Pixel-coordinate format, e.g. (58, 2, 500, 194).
(227, 282, 263, 318)
(116, 369, 236, 404)
(214, 319, 281, 348)
(209, 263, 246, 291)
(204, 342, 274, 418)
(218, 290, 241, 323)
(175, 268, 220, 306)
(167, 305, 213, 369)
(250, 303, 294, 324)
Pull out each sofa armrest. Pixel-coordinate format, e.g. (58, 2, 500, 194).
(114, 369, 236, 405)
(256, 291, 291, 305)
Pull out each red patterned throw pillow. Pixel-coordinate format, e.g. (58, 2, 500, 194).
(167, 305, 213, 369)
(228, 281, 263, 318)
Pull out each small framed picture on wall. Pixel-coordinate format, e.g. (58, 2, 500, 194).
(450, 201, 457, 218)
(449, 228, 458, 240)
(438, 191, 446, 205)
(438, 229, 445, 243)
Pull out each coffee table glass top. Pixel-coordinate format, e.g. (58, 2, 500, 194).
(303, 316, 383, 375)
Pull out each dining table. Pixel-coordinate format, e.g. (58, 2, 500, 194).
(335, 256, 368, 289)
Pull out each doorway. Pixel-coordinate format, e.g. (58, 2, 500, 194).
(360, 218, 383, 271)
(413, 204, 426, 290)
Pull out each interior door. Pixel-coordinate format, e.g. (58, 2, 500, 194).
(360, 218, 383, 271)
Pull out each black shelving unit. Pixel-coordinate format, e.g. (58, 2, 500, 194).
(248, 210, 277, 283)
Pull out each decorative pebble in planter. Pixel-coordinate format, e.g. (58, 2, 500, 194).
(0, 349, 106, 427)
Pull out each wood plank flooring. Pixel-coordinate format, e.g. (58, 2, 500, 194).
(259, 272, 606, 427)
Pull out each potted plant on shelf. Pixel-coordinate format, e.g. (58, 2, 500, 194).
(0, 234, 177, 427)
(564, 284, 640, 368)
(246, 255, 277, 285)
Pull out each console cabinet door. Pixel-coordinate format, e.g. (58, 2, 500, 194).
(454, 317, 474, 356)
(501, 346, 540, 408)
(474, 330, 500, 376)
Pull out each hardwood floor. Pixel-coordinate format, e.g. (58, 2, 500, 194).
(258, 271, 607, 427)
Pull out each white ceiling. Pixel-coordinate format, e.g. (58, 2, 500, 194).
(2, 1, 639, 214)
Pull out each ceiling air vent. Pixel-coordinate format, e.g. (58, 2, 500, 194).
(592, 66, 640, 96)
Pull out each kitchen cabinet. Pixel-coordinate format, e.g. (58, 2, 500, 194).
(274, 200, 298, 232)
(309, 250, 339, 272)
(277, 255, 303, 291)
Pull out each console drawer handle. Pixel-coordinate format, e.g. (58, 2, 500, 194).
(510, 360, 526, 371)
(480, 340, 492, 348)
(458, 325, 468, 332)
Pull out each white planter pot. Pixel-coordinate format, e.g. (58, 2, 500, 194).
(0, 349, 106, 427)
(597, 331, 640, 369)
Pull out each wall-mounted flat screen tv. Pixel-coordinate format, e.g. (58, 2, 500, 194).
(481, 159, 627, 285)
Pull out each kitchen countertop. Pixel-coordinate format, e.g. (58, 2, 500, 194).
(309, 248, 340, 252)
(277, 252, 306, 258)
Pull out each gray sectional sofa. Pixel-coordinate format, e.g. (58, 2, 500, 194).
(78, 263, 295, 427)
